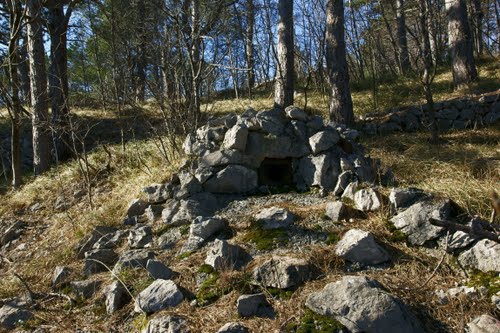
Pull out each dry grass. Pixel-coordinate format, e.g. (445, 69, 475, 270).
(202, 57, 500, 117)
(1, 59, 499, 332)
(363, 123, 500, 219)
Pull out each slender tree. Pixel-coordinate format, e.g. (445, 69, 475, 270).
(46, 0, 74, 161)
(5, 0, 24, 187)
(419, 0, 439, 142)
(396, 0, 411, 74)
(470, 0, 484, 55)
(245, 0, 255, 98)
(27, 0, 51, 174)
(445, 0, 478, 89)
(274, 0, 294, 109)
(325, 0, 354, 125)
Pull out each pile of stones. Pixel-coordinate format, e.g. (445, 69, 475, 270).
(1, 106, 499, 333)
(360, 91, 500, 135)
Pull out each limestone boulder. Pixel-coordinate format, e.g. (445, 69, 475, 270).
(203, 165, 258, 194)
(389, 200, 451, 246)
(458, 239, 500, 273)
(325, 201, 348, 222)
(306, 276, 427, 333)
(254, 207, 296, 230)
(0, 299, 33, 330)
(217, 322, 250, 333)
(135, 280, 183, 314)
(253, 256, 311, 289)
(205, 239, 240, 270)
(467, 315, 500, 333)
(309, 130, 340, 154)
(103, 281, 130, 314)
(354, 188, 382, 212)
(141, 315, 190, 333)
(335, 229, 390, 265)
(223, 124, 248, 151)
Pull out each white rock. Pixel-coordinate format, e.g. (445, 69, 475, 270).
(458, 239, 500, 273)
(135, 280, 183, 314)
(354, 188, 382, 212)
(306, 276, 426, 333)
(335, 229, 390, 265)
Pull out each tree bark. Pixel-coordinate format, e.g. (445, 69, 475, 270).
(445, 0, 478, 89)
(27, 0, 51, 175)
(245, 0, 255, 98)
(19, 34, 31, 103)
(325, 0, 354, 125)
(420, 0, 439, 143)
(274, 0, 294, 109)
(396, 0, 416, 72)
(7, 0, 24, 188)
(190, 0, 201, 128)
(470, 0, 484, 55)
(47, 2, 72, 161)
(135, 0, 147, 103)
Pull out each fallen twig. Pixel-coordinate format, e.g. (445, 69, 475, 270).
(429, 218, 500, 243)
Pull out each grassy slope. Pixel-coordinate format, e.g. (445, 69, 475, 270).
(0, 58, 498, 332)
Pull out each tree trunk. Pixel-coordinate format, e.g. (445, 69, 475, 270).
(396, 0, 411, 74)
(135, 0, 147, 103)
(190, 0, 201, 128)
(420, 0, 439, 142)
(470, 0, 484, 55)
(19, 34, 31, 103)
(47, 2, 71, 162)
(445, 0, 478, 89)
(245, 0, 255, 98)
(274, 0, 294, 109)
(27, 0, 51, 175)
(325, 0, 354, 125)
(494, 0, 500, 54)
(427, 2, 439, 65)
(7, 0, 24, 188)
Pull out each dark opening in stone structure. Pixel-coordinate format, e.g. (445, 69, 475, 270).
(258, 158, 293, 187)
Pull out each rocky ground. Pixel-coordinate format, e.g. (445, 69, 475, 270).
(0, 107, 499, 333)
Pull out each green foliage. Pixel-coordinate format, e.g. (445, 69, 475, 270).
(176, 251, 194, 260)
(467, 271, 500, 297)
(325, 232, 340, 245)
(285, 309, 345, 333)
(242, 223, 289, 251)
(198, 264, 215, 275)
(180, 225, 190, 236)
(196, 273, 222, 306)
(267, 287, 294, 300)
(385, 220, 407, 242)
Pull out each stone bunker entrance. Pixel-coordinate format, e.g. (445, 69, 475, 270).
(258, 157, 293, 187)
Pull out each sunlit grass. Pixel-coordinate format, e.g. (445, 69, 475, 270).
(202, 57, 500, 117)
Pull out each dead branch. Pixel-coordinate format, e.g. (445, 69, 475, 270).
(429, 218, 500, 243)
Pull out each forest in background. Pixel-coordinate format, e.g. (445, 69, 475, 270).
(0, 0, 499, 189)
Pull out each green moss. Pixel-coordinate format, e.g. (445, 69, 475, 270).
(340, 196, 354, 206)
(267, 287, 294, 300)
(131, 313, 149, 332)
(242, 226, 289, 251)
(286, 309, 345, 333)
(325, 232, 340, 245)
(196, 274, 221, 306)
(176, 251, 194, 260)
(198, 264, 215, 274)
(385, 220, 407, 242)
(196, 272, 232, 306)
(180, 225, 190, 236)
(467, 271, 500, 297)
(154, 224, 175, 236)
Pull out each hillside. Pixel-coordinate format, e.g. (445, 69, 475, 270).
(0, 61, 499, 333)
